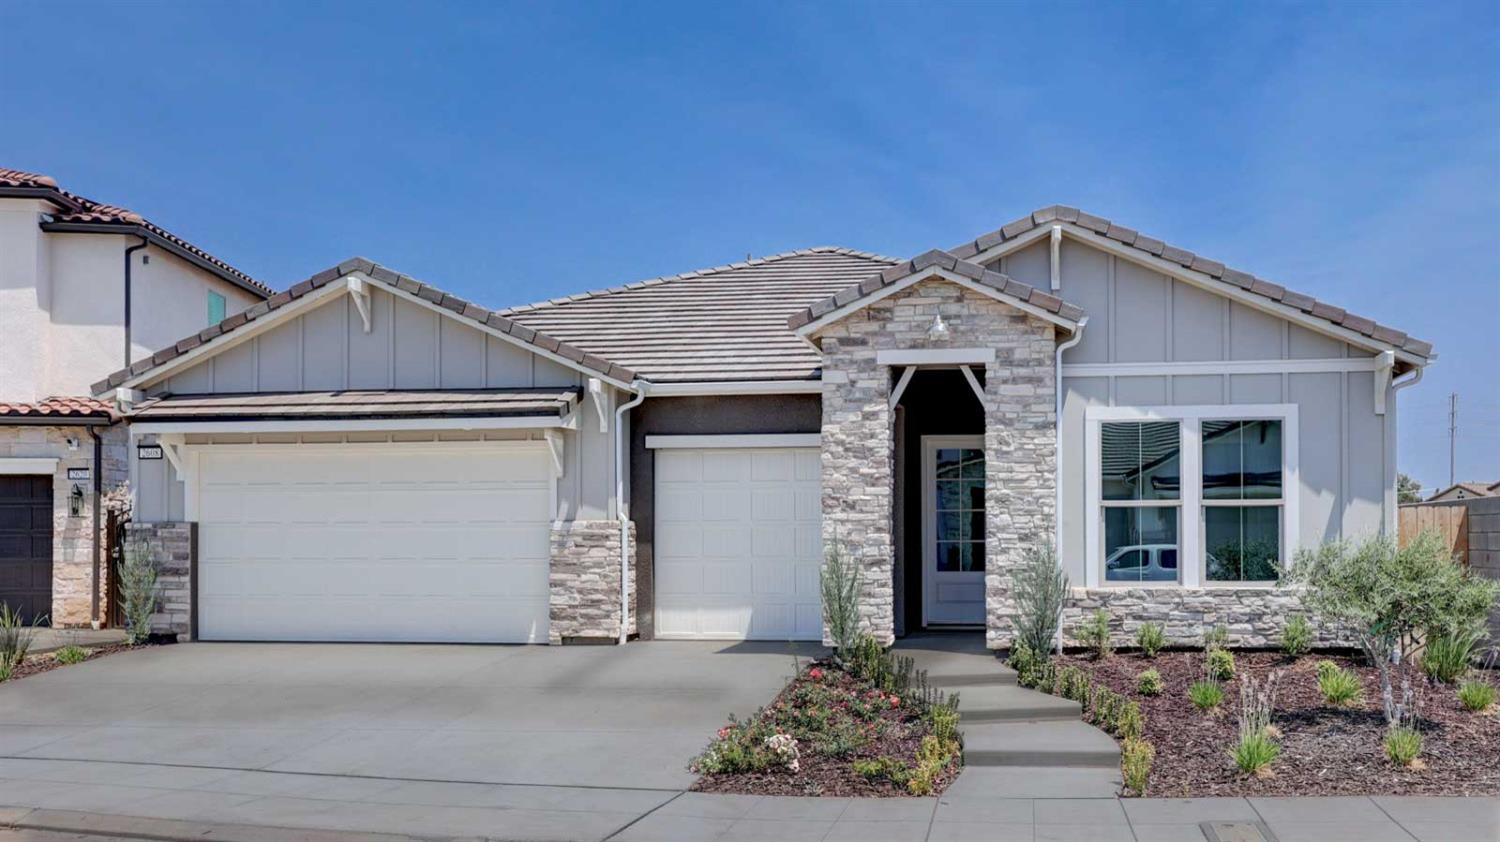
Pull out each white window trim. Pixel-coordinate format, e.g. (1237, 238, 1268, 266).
(644, 434, 820, 450)
(1084, 404, 1299, 589)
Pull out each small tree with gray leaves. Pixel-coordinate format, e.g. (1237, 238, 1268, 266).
(1011, 539, 1069, 657)
(820, 539, 862, 658)
(118, 538, 160, 644)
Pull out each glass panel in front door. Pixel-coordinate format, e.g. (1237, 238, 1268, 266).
(934, 448, 984, 572)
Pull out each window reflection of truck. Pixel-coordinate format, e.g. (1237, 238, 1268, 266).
(1104, 544, 1179, 581)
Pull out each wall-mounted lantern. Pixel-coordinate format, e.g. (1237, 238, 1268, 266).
(69, 483, 85, 518)
(927, 313, 951, 343)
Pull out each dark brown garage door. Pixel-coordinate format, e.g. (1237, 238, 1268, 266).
(0, 476, 52, 625)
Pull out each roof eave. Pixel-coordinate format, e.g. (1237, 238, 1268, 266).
(39, 220, 271, 300)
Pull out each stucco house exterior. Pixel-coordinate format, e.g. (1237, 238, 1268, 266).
(0, 169, 269, 627)
(85, 204, 1432, 649)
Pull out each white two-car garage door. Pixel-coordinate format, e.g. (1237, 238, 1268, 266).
(195, 443, 552, 643)
(654, 447, 822, 640)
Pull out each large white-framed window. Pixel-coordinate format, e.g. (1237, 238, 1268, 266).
(1084, 404, 1299, 589)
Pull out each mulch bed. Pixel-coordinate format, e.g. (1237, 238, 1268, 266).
(691, 660, 962, 797)
(6, 642, 142, 682)
(1058, 650, 1500, 797)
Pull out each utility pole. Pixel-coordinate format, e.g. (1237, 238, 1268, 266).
(1449, 392, 1458, 487)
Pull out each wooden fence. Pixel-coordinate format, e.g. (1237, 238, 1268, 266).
(1398, 501, 1470, 564)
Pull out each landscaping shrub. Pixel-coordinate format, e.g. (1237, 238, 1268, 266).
(1011, 540, 1069, 656)
(853, 756, 909, 785)
(1056, 665, 1092, 703)
(693, 715, 776, 774)
(1422, 628, 1480, 684)
(1121, 738, 1154, 796)
(1007, 642, 1041, 685)
(1137, 668, 1164, 696)
(119, 539, 160, 645)
(820, 540, 862, 657)
(1090, 687, 1123, 730)
(925, 702, 961, 744)
(1230, 670, 1282, 775)
(1316, 661, 1362, 706)
(1136, 622, 1165, 657)
(1384, 727, 1422, 767)
(1204, 624, 1230, 651)
(907, 734, 959, 796)
(1458, 679, 1496, 713)
(1281, 614, 1313, 656)
(0, 604, 39, 677)
(1189, 680, 1225, 711)
(1231, 731, 1281, 775)
(1077, 610, 1113, 659)
(53, 645, 88, 665)
(1206, 648, 1236, 681)
(1115, 701, 1145, 740)
(1286, 530, 1500, 724)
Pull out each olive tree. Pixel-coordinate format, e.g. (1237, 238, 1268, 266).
(1285, 530, 1499, 723)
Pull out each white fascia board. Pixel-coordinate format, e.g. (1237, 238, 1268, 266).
(644, 434, 820, 449)
(116, 280, 350, 394)
(794, 266, 1080, 338)
(965, 223, 1056, 266)
(130, 415, 570, 436)
(645, 380, 823, 396)
(1063, 357, 1390, 377)
(0, 457, 59, 475)
(1001, 224, 1426, 367)
(877, 348, 996, 366)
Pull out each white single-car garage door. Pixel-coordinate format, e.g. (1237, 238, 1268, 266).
(195, 443, 552, 643)
(654, 447, 822, 640)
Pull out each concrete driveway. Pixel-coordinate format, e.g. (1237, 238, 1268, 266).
(0, 641, 815, 791)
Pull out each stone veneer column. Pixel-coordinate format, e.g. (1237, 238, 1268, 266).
(122, 521, 195, 641)
(548, 520, 636, 644)
(812, 278, 1058, 648)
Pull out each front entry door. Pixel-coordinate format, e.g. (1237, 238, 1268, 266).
(921, 436, 986, 625)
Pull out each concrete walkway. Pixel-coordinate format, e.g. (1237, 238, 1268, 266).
(897, 632, 1123, 798)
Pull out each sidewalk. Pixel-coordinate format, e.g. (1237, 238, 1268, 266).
(0, 759, 1493, 842)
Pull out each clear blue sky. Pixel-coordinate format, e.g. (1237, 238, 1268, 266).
(3, 1, 1497, 493)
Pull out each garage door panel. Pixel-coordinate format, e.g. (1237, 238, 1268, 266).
(196, 444, 551, 643)
(654, 447, 821, 641)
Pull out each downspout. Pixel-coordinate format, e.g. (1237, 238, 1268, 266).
(1053, 317, 1088, 655)
(86, 425, 106, 628)
(1388, 365, 1425, 538)
(614, 380, 650, 645)
(123, 236, 149, 368)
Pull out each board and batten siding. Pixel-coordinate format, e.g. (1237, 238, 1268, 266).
(132, 285, 618, 524)
(995, 238, 1394, 587)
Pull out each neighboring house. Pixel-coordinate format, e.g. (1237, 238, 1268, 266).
(1426, 482, 1495, 502)
(93, 205, 1432, 648)
(0, 168, 270, 626)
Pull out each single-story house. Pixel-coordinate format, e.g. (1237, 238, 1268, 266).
(1426, 482, 1495, 503)
(95, 206, 1432, 648)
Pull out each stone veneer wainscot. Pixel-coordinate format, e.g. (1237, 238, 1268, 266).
(548, 520, 636, 644)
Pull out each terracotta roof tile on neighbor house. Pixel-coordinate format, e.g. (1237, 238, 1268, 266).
(950, 205, 1433, 359)
(0, 396, 118, 420)
(129, 389, 581, 421)
(90, 258, 635, 396)
(787, 248, 1086, 331)
(504, 247, 901, 383)
(0, 167, 272, 298)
